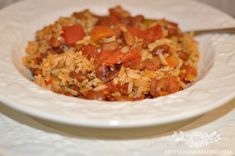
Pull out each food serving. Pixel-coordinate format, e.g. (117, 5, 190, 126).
(23, 6, 199, 101)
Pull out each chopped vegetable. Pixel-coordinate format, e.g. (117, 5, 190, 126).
(91, 26, 115, 41)
(128, 24, 162, 43)
(62, 24, 85, 45)
(24, 6, 199, 101)
(81, 44, 98, 59)
(166, 55, 179, 67)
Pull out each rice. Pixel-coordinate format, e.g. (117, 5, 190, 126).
(23, 6, 199, 101)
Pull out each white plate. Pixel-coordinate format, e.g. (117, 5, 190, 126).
(0, 0, 235, 128)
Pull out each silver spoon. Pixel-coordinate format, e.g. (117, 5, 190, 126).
(186, 27, 235, 35)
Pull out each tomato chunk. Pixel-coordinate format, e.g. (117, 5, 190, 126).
(147, 25, 162, 42)
(128, 27, 146, 40)
(128, 25, 162, 43)
(62, 24, 85, 45)
(81, 44, 98, 59)
(97, 49, 124, 65)
(122, 48, 141, 67)
(91, 26, 114, 41)
(102, 50, 126, 65)
(98, 48, 141, 66)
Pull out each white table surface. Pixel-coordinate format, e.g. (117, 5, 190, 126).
(0, 1, 235, 156)
(1, 99, 235, 156)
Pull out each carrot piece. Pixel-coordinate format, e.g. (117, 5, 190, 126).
(91, 26, 114, 41)
(62, 24, 85, 45)
(166, 55, 179, 67)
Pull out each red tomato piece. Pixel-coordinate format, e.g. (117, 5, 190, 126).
(128, 25, 162, 43)
(122, 48, 141, 67)
(98, 48, 141, 67)
(146, 25, 162, 42)
(128, 27, 147, 40)
(62, 24, 85, 45)
(97, 49, 116, 64)
(101, 50, 125, 66)
(81, 44, 98, 59)
(98, 49, 122, 66)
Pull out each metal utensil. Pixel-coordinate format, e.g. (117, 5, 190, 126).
(187, 27, 235, 35)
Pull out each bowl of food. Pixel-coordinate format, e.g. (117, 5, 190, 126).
(23, 6, 199, 101)
(0, 0, 235, 128)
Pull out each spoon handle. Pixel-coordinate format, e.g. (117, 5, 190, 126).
(187, 27, 235, 35)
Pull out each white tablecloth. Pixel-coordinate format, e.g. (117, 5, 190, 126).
(1, 99, 235, 156)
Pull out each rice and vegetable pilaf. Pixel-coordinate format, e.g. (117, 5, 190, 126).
(23, 6, 199, 101)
